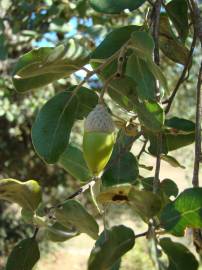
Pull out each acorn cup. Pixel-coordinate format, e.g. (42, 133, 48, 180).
(83, 104, 115, 177)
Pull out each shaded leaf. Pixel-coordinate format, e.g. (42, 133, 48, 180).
(136, 100, 165, 132)
(12, 40, 89, 92)
(90, 26, 140, 82)
(147, 117, 195, 155)
(90, 0, 146, 14)
(91, 26, 140, 60)
(32, 87, 98, 164)
(6, 238, 40, 270)
(58, 144, 92, 182)
(88, 225, 135, 270)
(129, 187, 162, 221)
(45, 223, 78, 242)
(102, 152, 139, 187)
(130, 31, 168, 93)
(160, 179, 179, 198)
(160, 237, 198, 270)
(126, 53, 156, 100)
(165, 117, 195, 132)
(166, 0, 189, 42)
(108, 76, 137, 111)
(166, 132, 195, 151)
(160, 188, 202, 236)
(141, 178, 178, 198)
(55, 199, 99, 239)
(159, 15, 189, 65)
(0, 179, 41, 211)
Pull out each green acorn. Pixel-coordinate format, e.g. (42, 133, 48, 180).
(83, 104, 115, 176)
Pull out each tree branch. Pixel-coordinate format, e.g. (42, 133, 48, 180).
(152, 0, 162, 193)
(192, 61, 202, 187)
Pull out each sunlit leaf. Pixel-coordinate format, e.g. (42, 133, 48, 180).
(161, 155, 185, 169)
(13, 40, 89, 92)
(0, 179, 41, 211)
(161, 188, 202, 236)
(45, 223, 78, 242)
(97, 184, 132, 204)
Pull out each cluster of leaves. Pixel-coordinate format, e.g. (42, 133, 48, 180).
(1, 0, 202, 269)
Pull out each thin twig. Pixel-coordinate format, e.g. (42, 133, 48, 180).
(135, 231, 148, 239)
(137, 139, 148, 160)
(32, 227, 39, 239)
(153, 133, 162, 193)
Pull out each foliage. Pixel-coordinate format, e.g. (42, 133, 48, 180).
(0, 0, 202, 270)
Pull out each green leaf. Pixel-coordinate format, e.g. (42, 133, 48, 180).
(97, 184, 132, 204)
(166, 0, 189, 42)
(131, 31, 154, 59)
(161, 155, 185, 169)
(88, 225, 135, 270)
(159, 15, 189, 65)
(165, 117, 195, 132)
(136, 100, 165, 132)
(32, 91, 77, 164)
(166, 132, 195, 151)
(102, 152, 139, 187)
(147, 132, 168, 155)
(141, 178, 178, 198)
(91, 26, 140, 60)
(126, 53, 156, 100)
(160, 179, 179, 198)
(129, 31, 168, 93)
(160, 188, 202, 236)
(6, 238, 40, 270)
(89, 0, 146, 14)
(129, 187, 162, 222)
(58, 144, 92, 182)
(12, 40, 89, 92)
(32, 87, 98, 164)
(160, 238, 199, 270)
(55, 199, 99, 239)
(45, 223, 78, 242)
(0, 179, 41, 211)
(108, 76, 137, 111)
(147, 117, 195, 154)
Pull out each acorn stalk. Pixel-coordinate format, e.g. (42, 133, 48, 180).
(83, 104, 115, 176)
